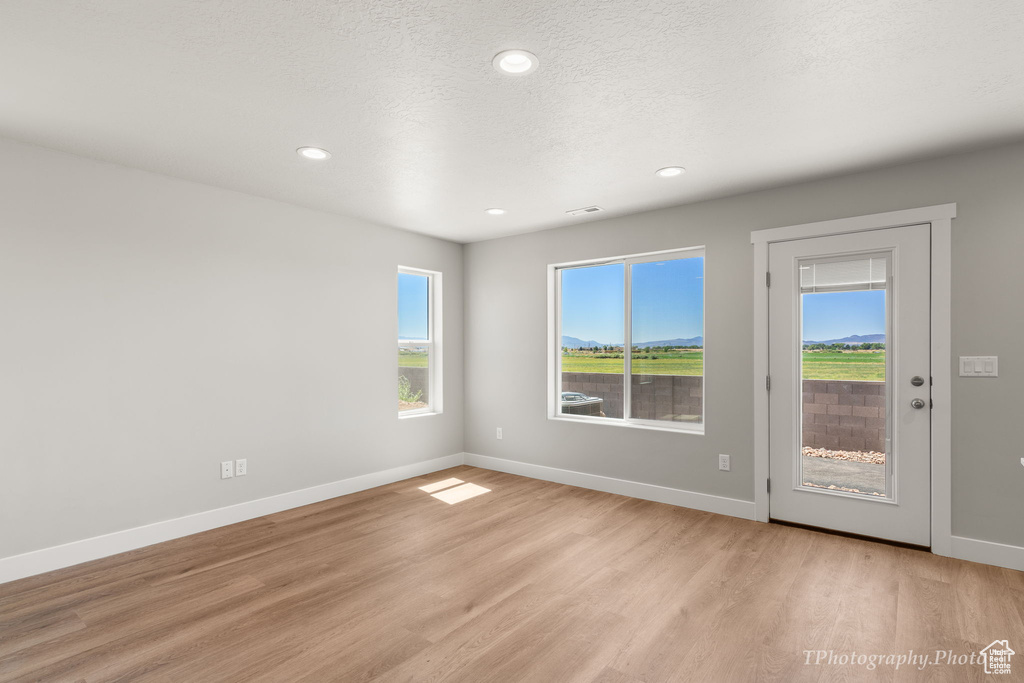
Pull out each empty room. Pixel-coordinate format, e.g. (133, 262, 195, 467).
(2, 1, 1023, 681)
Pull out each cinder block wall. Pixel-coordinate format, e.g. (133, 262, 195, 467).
(802, 380, 885, 452)
(630, 375, 703, 421)
(560, 374, 877, 445)
(561, 373, 703, 421)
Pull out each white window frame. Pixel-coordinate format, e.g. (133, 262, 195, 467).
(398, 266, 442, 418)
(548, 246, 705, 434)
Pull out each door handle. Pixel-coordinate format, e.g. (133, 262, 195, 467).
(911, 398, 926, 409)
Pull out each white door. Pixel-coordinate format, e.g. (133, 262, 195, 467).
(768, 224, 931, 546)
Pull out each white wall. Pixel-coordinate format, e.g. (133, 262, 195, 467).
(464, 140, 1024, 549)
(0, 138, 463, 560)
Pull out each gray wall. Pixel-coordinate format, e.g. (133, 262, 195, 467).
(4, 135, 1024, 561)
(0, 138, 464, 559)
(464, 140, 1024, 548)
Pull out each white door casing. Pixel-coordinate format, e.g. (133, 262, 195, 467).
(751, 204, 954, 555)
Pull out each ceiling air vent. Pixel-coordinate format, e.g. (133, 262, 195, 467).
(566, 206, 604, 216)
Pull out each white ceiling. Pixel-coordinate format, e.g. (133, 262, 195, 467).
(1, 1, 1023, 243)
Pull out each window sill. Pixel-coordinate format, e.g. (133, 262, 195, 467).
(399, 409, 441, 420)
(548, 414, 704, 435)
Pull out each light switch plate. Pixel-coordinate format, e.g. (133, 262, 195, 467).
(959, 356, 998, 377)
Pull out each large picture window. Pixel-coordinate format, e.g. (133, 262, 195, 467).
(398, 267, 441, 416)
(552, 248, 704, 432)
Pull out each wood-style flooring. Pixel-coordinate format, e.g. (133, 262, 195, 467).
(2, 465, 1023, 682)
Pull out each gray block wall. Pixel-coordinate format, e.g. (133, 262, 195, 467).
(560, 373, 881, 447)
(802, 380, 885, 452)
(630, 375, 703, 421)
(561, 372, 703, 422)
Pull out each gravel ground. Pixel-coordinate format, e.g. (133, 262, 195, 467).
(802, 446, 885, 465)
(801, 481, 886, 497)
(399, 400, 428, 411)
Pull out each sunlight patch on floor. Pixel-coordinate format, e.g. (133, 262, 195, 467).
(431, 482, 491, 505)
(419, 477, 464, 493)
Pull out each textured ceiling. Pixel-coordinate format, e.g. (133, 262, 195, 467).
(1, 1, 1023, 243)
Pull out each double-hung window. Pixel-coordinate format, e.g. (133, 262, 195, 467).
(551, 247, 704, 432)
(398, 266, 442, 417)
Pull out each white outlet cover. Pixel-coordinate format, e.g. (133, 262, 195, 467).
(221, 461, 234, 479)
(235, 459, 247, 476)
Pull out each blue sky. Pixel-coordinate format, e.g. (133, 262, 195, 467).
(561, 257, 704, 344)
(398, 272, 428, 340)
(802, 290, 885, 341)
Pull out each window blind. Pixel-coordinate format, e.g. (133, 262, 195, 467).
(800, 256, 887, 293)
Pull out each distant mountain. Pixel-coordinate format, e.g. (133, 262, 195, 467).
(562, 335, 703, 349)
(561, 336, 605, 349)
(633, 337, 703, 348)
(803, 334, 885, 346)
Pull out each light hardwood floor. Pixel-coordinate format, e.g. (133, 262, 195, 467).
(2, 465, 1022, 682)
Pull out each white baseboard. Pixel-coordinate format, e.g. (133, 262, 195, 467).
(949, 535, 1024, 572)
(464, 452, 756, 520)
(0, 453, 465, 585)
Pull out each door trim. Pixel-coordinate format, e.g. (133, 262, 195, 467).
(751, 203, 955, 555)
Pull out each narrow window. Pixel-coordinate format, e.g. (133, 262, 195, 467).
(398, 267, 441, 416)
(553, 248, 704, 432)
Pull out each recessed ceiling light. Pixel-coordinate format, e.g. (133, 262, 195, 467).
(493, 50, 539, 75)
(297, 146, 331, 160)
(484, 208, 506, 215)
(656, 166, 686, 177)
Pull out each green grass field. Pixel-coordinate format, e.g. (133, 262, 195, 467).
(561, 352, 702, 376)
(404, 348, 884, 380)
(801, 351, 885, 381)
(559, 350, 885, 381)
(398, 351, 428, 368)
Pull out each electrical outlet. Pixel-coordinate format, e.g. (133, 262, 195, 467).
(235, 459, 247, 476)
(718, 454, 731, 472)
(496, 427, 503, 440)
(221, 461, 234, 479)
